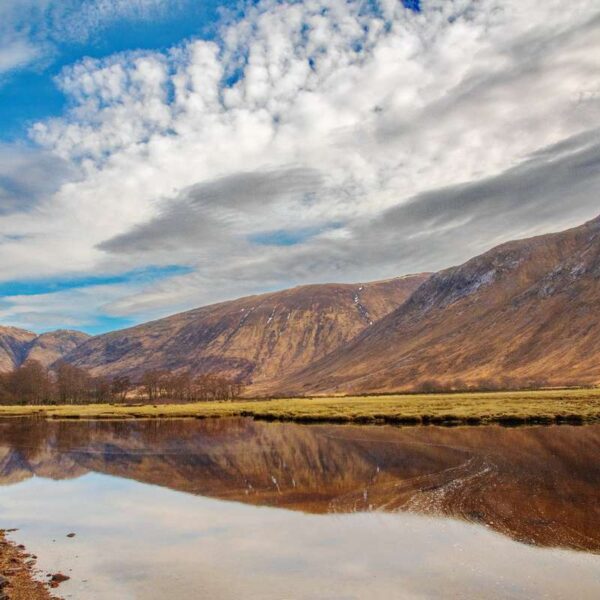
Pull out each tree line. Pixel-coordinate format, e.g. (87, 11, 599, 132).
(414, 376, 554, 393)
(140, 369, 244, 402)
(0, 360, 244, 405)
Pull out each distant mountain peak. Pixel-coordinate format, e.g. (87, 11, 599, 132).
(0, 327, 91, 372)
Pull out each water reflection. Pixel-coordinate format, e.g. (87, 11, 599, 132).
(1, 417, 599, 553)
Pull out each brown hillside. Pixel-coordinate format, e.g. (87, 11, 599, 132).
(61, 275, 429, 390)
(283, 215, 600, 394)
(26, 330, 91, 367)
(0, 327, 37, 372)
(0, 327, 90, 372)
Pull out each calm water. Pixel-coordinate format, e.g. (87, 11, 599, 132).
(0, 418, 599, 599)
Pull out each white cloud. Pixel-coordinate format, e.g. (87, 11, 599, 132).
(0, 1, 51, 79)
(2, 0, 600, 330)
(0, 143, 77, 214)
(0, 37, 43, 77)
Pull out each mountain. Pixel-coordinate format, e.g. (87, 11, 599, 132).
(283, 215, 600, 394)
(6, 214, 600, 393)
(61, 275, 429, 391)
(26, 330, 92, 367)
(0, 327, 90, 372)
(0, 327, 37, 372)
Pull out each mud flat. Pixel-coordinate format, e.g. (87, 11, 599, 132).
(0, 530, 62, 600)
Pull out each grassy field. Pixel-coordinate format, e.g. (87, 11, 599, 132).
(1, 388, 600, 425)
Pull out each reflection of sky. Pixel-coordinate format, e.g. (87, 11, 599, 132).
(1, 474, 599, 599)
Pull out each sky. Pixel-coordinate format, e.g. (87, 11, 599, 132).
(0, 0, 599, 334)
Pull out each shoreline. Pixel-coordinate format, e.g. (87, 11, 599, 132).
(0, 530, 61, 600)
(0, 388, 599, 426)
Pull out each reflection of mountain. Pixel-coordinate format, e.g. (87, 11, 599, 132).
(0, 423, 87, 485)
(1, 418, 599, 553)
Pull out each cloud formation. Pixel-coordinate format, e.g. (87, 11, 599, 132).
(0, 144, 77, 215)
(99, 167, 324, 254)
(1, 0, 600, 330)
(104, 129, 600, 317)
(0, 0, 185, 82)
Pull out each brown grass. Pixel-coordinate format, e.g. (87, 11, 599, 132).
(1, 388, 600, 425)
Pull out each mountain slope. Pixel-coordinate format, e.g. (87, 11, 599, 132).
(283, 216, 600, 394)
(0, 327, 37, 372)
(26, 330, 91, 368)
(62, 275, 429, 390)
(0, 328, 91, 372)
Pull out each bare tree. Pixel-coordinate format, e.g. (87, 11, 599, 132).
(0, 362, 245, 406)
(55, 361, 91, 404)
(111, 376, 131, 402)
(0, 360, 53, 405)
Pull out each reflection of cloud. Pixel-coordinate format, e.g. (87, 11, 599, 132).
(3, 475, 600, 600)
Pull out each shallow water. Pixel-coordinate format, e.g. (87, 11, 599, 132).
(0, 417, 599, 599)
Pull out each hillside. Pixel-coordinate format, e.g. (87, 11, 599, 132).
(61, 275, 429, 390)
(26, 330, 91, 367)
(0, 327, 37, 372)
(0, 327, 90, 372)
(283, 215, 600, 394)
(6, 214, 600, 394)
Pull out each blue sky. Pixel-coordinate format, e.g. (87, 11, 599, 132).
(0, 0, 420, 141)
(0, 0, 598, 334)
(0, 0, 228, 141)
(0, 0, 232, 332)
(0, 265, 191, 296)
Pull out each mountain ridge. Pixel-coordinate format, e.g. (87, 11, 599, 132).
(59, 275, 430, 390)
(3, 215, 600, 394)
(0, 327, 91, 372)
(281, 215, 600, 394)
